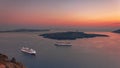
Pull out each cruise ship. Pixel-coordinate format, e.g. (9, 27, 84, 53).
(55, 42, 72, 46)
(21, 47, 36, 55)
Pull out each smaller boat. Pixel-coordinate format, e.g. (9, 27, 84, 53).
(21, 47, 36, 55)
(55, 42, 72, 46)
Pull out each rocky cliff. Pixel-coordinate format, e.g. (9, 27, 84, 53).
(0, 54, 25, 68)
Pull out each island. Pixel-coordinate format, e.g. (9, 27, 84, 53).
(112, 29, 120, 33)
(0, 29, 50, 33)
(0, 53, 25, 68)
(40, 31, 109, 40)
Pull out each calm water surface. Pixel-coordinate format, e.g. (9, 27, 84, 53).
(0, 32, 120, 68)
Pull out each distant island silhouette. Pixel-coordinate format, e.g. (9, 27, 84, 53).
(112, 29, 120, 33)
(40, 32, 109, 40)
(0, 29, 50, 32)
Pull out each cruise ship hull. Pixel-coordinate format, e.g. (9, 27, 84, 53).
(21, 51, 36, 55)
(55, 44, 72, 46)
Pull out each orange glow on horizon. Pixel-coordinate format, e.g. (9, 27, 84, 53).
(1, 9, 120, 27)
(0, 0, 120, 29)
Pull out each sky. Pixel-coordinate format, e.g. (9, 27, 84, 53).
(0, 0, 120, 31)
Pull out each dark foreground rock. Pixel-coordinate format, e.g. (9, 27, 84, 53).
(112, 29, 120, 33)
(40, 32, 108, 40)
(0, 53, 25, 68)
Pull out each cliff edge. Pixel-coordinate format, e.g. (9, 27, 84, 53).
(0, 53, 25, 68)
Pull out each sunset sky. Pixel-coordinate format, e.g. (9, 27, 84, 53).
(0, 0, 120, 31)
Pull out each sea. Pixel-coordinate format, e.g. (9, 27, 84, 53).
(0, 31, 120, 68)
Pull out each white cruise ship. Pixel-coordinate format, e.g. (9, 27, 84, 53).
(21, 47, 36, 55)
(55, 42, 72, 46)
